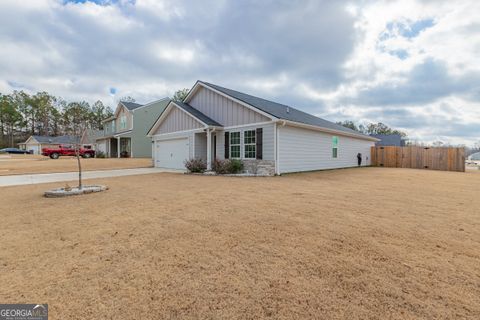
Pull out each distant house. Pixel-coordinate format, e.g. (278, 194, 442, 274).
(18, 135, 82, 155)
(80, 129, 102, 150)
(96, 99, 169, 158)
(468, 152, 480, 161)
(370, 134, 406, 147)
(147, 80, 378, 174)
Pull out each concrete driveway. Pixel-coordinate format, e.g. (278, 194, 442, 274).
(0, 168, 183, 187)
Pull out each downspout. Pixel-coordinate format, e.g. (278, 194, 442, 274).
(275, 120, 286, 175)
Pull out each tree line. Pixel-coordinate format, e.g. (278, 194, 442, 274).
(337, 120, 480, 152)
(336, 120, 407, 137)
(0, 91, 114, 148)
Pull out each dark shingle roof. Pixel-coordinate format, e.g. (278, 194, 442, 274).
(469, 152, 480, 161)
(173, 101, 222, 126)
(32, 135, 79, 144)
(200, 81, 370, 137)
(121, 101, 143, 110)
(370, 134, 404, 146)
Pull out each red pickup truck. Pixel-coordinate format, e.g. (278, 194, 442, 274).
(42, 145, 95, 159)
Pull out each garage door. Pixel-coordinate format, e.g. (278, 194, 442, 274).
(155, 138, 189, 169)
(28, 144, 40, 155)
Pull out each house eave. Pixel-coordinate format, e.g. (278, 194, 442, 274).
(279, 120, 380, 142)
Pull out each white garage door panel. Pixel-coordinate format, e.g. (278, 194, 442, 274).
(155, 138, 189, 169)
(28, 145, 40, 155)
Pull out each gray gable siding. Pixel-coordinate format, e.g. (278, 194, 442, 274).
(188, 86, 270, 127)
(154, 107, 203, 135)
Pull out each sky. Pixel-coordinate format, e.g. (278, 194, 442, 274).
(0, 0, 479, 145)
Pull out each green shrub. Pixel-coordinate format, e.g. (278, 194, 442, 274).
(228, 159, 244, 174)
(212, 158, 244, 174)
(184, 158, 207, 173)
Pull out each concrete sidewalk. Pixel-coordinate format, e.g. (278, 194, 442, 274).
(0, 168, 183, 187)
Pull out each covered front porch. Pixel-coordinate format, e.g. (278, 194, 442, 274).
(98, 136, 131, 158)
(193, 129, 220, 170)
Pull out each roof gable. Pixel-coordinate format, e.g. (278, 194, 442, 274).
(113, 101, 143, 118)
(121, 101, 142, 110)
(199, 81, 369, 137)
(186, 81, 374, 139)
(29, 135, 79, 144)
(147, 101, 221, 136)
(173, 101, 222, 126)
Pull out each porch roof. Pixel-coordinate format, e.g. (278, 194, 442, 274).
(113, 130, 132, 138)
(173, 101, 222, 127)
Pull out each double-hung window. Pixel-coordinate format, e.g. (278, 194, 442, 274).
(230, 132, 240, 158)
(244, 130, 256, 158)
(332, 136, 339, 158)
(120, 115, 127, 130)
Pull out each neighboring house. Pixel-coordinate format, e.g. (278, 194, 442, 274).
(18, 135, 82, 155)
(147, 81, 378, 174)
(370, 134, 406, 147)
(80, 129, 103, 150)
(468, 152, 480, 161)
(96, 99, 169, 158)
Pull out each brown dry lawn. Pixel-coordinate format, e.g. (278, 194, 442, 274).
(0, 155, 152, 175)
(0, 168, 479, 319)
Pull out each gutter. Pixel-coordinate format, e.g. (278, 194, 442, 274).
(276, 119, 380, 142)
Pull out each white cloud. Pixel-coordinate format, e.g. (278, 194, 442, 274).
(0, 0, 478, 144)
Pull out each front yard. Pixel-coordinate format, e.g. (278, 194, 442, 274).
(0, 155, 152, 175)
(0, 168, 479, 319)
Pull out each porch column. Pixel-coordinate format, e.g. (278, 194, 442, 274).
(206, 129, 212, 171)
(117, 137, 121, 158)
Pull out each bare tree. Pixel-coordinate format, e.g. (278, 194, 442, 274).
(64, 102, 89, 189)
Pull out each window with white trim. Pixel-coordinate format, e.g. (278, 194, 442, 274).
(230, 132, 240, 158)
(120, 115, 127, 130)
(332, 136, 338, 158)
(244, 130, 256, 158)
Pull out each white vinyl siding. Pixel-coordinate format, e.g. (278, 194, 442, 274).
(194, 132, 207, 161)
(189, 86, 270, 126)
(278, 125, 374, 173)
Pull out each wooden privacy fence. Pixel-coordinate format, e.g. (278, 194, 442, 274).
(371, 146, 465, 172)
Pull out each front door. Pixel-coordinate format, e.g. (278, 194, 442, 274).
(213, 134, 217, 160)
(120, 138, 131, 157)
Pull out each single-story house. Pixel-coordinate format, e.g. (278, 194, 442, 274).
(96, 99, 169, 158)
(81, 129, 103, 150)
(370, 134, 406, 147)
(19, 130, 101, 155)
(147, 81, 378, 175)
(468, 152, 480, 161)
(18, 135, 85, 155)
